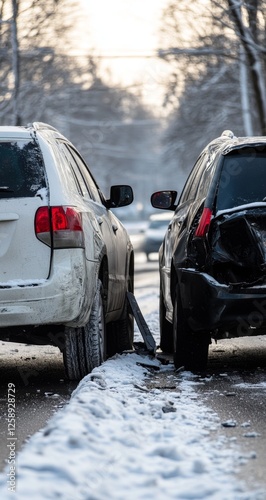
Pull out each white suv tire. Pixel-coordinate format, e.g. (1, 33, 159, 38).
(63, 279, 106, 380)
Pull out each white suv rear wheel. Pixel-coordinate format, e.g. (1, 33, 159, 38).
(63, 279, 106, 380)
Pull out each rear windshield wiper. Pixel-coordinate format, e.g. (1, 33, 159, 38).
(0, 186, 14, 192)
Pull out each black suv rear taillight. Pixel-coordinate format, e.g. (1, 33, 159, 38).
(194, 208, 212, 238)
(35, 206, 85, 248)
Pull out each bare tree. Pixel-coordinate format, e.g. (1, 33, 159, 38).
(0, 0, 162, 211)
(159, 0, 266, 136)
(226, 0, 266, 134)
(0, 0, 82, 124)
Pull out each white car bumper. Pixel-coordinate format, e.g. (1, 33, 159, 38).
(0, 249, 96, 328)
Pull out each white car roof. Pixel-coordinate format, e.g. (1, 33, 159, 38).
(0, 126, 32, 139)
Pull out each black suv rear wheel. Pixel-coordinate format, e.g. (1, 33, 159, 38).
(173, 285, 209, 372)
(106, 270, 134, 356)
(106, 294, 134, 356)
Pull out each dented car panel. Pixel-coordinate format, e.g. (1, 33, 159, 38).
(0, 250, 93, 327)
(177, 268, 266, 337)
(210, 208, 266, 285)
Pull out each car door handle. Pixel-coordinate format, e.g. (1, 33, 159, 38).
(112, 224, 118, 233)
(97, 216, 103, 225)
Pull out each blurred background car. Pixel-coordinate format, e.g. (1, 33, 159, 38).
(140, 212, 173, 261)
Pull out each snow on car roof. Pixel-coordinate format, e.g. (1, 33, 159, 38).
(206, 134, 266, 159)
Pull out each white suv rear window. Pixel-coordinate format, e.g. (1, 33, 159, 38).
(0, 139, 46, 198)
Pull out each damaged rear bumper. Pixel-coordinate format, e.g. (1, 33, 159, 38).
(178, 268, 266, 336)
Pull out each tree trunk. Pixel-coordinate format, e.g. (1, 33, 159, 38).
(239, 46, 253, 136)
(11, 0, 20, 125)
(228, 0, 266, 135)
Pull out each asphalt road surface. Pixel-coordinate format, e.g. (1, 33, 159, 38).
(0, 343, 77, 471)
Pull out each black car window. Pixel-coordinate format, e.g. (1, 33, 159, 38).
(195, 153, 216, 201)
(0, 140, 46, 198)
(178, 153, 207, 205)
(216, 149, 266, 211)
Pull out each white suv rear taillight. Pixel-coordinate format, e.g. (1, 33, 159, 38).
(35, 206, 85, 248)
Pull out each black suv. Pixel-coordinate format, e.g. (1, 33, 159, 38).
(151, 130, 266, 371)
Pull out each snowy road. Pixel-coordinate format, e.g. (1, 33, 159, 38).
(0, 255, 265, 499)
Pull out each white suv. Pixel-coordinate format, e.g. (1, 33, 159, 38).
(0, 122, 134, 380)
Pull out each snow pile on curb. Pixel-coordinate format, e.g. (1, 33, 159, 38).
(0, 352, 264, 500)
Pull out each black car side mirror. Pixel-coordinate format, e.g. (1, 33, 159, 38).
(106, 185, 134, 208)
(150, 190, 177, 211)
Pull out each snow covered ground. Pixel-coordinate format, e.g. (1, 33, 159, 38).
(0, 285, 265, 499)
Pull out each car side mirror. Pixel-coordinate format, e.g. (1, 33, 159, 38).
(150, 190, 177, 210)
(106, 185, 134, 208)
